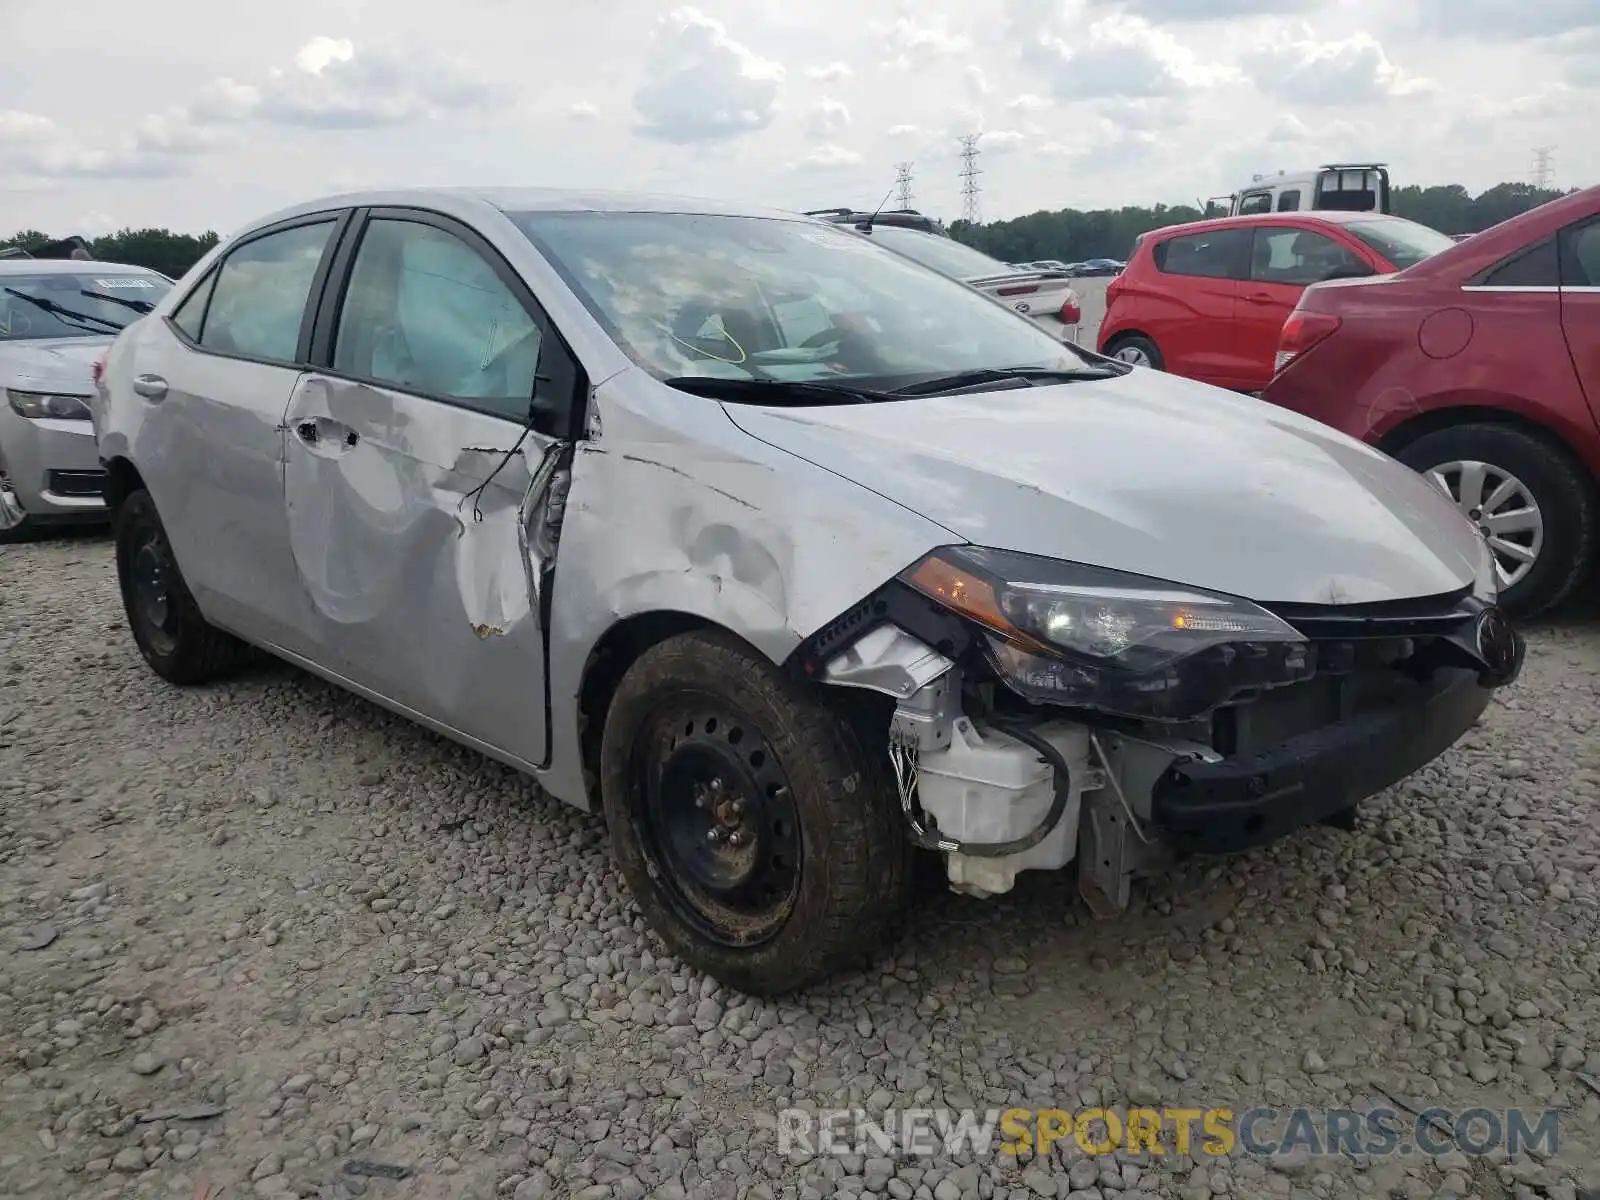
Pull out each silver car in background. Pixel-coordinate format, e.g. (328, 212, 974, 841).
(1, 259, 173, 540)
(96, 188, 1522, 996)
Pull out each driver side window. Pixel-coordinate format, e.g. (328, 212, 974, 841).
(333, 218, 541, 421)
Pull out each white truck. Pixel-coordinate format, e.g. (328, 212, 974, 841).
(1226, 163, 1392, 217)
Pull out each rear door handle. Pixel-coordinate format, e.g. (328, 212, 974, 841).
(132, 374, 167, 400)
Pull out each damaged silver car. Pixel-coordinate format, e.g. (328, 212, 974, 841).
(93, 188, 1525, 995)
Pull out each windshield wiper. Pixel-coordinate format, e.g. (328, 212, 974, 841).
(3, 287, 126, 333)
(80, 288, 154, 315)
(890, 364, 1124, 397)
(665, 376, 896, 405)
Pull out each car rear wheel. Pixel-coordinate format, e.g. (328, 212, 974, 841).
(1395, 424, 1597, 618)
(1105, 334, 1164, 370)
(114, 488, 254, 683)
(599, 629, 913, 995)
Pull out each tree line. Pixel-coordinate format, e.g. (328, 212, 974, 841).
(0, 228, 220, 279)
(0, 180, 1577, 279)
(947, 181, 1575, 265)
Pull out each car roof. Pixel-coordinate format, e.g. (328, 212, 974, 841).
(0, 258, 162, 276)
(1143, 211, 1405, 242)
(238, 186, 817, 234)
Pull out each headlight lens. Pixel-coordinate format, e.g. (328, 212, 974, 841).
(900, 545, 1314, 721)
(7, 389, 92, 420)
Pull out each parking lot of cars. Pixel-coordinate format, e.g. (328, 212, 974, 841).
(3, 179, 1600, 1200)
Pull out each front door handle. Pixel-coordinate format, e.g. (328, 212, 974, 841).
(294, 417, 359, 451)
(296, 420, 318, 444)
(132, 374, 167, 400)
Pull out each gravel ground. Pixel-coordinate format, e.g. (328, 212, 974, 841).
(3, 532, 1599, 1200)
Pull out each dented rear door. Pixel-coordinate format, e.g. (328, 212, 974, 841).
(281, 209, 574, 768)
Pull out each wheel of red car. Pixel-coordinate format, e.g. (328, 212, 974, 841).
(599, 629, 913, 995)
(1104, 333, 1164, 371)
(1395, 423, 1598, 618)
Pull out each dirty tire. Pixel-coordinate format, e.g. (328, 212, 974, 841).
(1395, 423, 1598, 619)
(0, 514, 37, 545)
(1104, 332, 1164, 371)
(600, 629, 913, 996)
(113, 488, 253, 684)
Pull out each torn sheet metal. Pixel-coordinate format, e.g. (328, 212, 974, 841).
(283, 374, 557, 769)
(536, 370, 954, 809)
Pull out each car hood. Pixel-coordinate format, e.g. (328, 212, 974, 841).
(722, 370, 1484, 605)
(0, 336, 109, 393)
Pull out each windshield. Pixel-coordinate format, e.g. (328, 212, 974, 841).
(1342, 218, 1457, 270)
(858, 224, 1018, 280)
(0, 270, 172, 340)
(511, 211, 1090, 390)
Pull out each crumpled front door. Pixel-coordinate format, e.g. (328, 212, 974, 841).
(281, 371, 558, 768)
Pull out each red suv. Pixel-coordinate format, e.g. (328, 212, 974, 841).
(1264, 185, 1600, 617)
(1097, 212, 1456, 392)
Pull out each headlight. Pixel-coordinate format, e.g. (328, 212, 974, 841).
(7, 389, 92, 420)
(899, 545, 1314, 721)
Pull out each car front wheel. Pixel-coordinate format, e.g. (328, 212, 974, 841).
(1395, 423, 1598, 618)
(114, 488, 254, 683)
(0, 468, 36, 544)
(599, 629, 913, 995)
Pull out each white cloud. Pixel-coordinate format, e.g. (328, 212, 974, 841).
(1243, 25, 1434, 106)
(964, 66, 992, 102)
(805, 98, 851, 139)
(981, 129, 1028, 153)
(795, 144, 863, 169)
(1005, 94, 1053, 112)
(1100, 0, 1315, 19)
(878, 14, 972, 69)
(1414, 0, 1597, 40)
(569, 101, 600, 120)
(887, 123, 921, 138)
(0, 111, 58, 143)
(805, 62, 853, 81)
(1018, 13, 1242, 100)
(634, 7, 784, 143)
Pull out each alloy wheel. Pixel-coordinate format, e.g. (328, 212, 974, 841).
(1423, 459, 1543, 591)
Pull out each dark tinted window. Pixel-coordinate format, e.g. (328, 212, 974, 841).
(201, 221, 334, 363)
(1481, 237, 1559, 288)
(1275, 190, 1301, 212)
(1249, 228, 1368, 286)
(1153, 229, 1248, 280)
(171, 270, 216, 341)
(1559, 218, 1600, 287)
(1238, 192, 1272, 216)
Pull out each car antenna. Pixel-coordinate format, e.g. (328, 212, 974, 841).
(859, 185, 896, 235)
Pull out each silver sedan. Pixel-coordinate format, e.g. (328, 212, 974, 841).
(1, 259, 173, 540)
(95, 188, 1522, 995)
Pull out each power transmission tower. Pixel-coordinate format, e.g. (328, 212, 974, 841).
(958, 135, 982, 224)
(1531, 145, 1555, 189)
(893, 162, 914, 209)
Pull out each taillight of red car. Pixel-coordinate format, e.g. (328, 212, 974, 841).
(1274, 311, 1342, 374)
(1058, 292, 1081, 325)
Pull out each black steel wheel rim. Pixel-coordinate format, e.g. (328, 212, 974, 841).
(129, 524, 179, 656)
(632, 697, 803, 948)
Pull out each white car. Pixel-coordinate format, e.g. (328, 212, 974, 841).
(1, 258, 174, 540)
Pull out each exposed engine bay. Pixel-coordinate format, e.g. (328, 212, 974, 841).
(800, 548, 1524, 916)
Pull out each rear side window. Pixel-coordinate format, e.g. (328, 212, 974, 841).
(1153, 229, 1249, 280)
(1559, 218, 1600, 287)
(1481, 237, 1559, 288)
(200, 221, 335, 364)
(1275, 190, 1301, 212)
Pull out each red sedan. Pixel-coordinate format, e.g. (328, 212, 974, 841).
(1264, 185, 1600, 617)
(1097, 211, 1457, 392)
